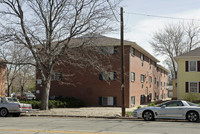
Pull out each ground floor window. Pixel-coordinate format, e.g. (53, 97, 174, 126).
(99, 96, 117, 106)
(186, 82, 200, 93)
(131, 96, 135, 106)
(189, 82, 198, 93)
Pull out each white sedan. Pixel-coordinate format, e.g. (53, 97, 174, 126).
(133, 100, 200, 122)
(0, 97, 32, 117)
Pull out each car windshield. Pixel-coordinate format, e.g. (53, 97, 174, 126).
(187, 101, 199, 107)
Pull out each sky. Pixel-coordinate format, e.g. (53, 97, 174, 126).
(106, 0, 200, 66)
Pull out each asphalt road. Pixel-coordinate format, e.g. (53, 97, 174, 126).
(0, 117, 199, 134)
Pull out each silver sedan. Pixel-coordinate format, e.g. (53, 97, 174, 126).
(133, 100, 200, 122)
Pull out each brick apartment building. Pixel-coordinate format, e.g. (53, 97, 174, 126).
(36, 36, 168, 107)
(0, 58, 6, 97)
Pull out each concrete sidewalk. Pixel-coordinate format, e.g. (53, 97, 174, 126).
(22, 107, 138, 118)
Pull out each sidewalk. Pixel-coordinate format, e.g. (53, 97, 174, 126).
(22, 107, 138, 118)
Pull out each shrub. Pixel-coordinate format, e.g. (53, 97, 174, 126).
(20, 97, 86, 109)
(137, 106, 142, 109)
(184, 93, 198, 103)
(148, 102, 155, 106)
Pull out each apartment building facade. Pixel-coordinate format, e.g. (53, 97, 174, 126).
(175, 47, 200, 100)
(36, 36, 168, 107)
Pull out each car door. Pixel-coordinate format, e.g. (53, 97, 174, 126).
(156, 101, 184, 119)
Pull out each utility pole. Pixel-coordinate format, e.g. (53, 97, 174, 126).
(120, 7, 125, 117)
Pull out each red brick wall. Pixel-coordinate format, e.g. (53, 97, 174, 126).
(36, 45, 168, 107)
(0, 64, 6, 97)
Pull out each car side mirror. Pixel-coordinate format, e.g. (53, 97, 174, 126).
(161, 105, 166, 108)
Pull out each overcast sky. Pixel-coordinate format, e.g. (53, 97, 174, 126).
(106, 0, 200, 66)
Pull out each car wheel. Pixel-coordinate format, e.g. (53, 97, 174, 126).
(187, 111, 199, 122)
(143, 111, 154, 121)
(0, 108, 8, 117)
(13, 113, 21, 117)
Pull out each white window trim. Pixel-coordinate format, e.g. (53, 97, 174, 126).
(189, 61, 197, 72)
(131, 72, 135, 82)
(140, 74, 145, 83)
(140, 53, 144, 61)
(189, 82, 199, 93)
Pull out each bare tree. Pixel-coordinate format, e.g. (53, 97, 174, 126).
(0, 0, 120, 110)
(0, 43, 32, 96)
(150, 22, 200, 79)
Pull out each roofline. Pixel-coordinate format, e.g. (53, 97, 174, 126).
(157, 64, 170, 72)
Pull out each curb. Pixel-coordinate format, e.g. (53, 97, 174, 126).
(21, 114, 136, 120)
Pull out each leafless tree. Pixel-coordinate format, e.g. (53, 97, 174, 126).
(150, 22, 200, 79)
(0, 0, 120, 110)
(0, 43, 33, 96)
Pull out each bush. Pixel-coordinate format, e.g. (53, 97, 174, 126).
(148, 102, 155, 106)
(184, 93, 198, 103)
(20, 97, 86, 109)
(137, 106, 142, 109)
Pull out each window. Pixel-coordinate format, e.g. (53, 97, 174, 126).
(157, 81, 159, 87)
(140, 74, 145, 82)
(99, 46, 117, 54)
(189, 82, 198, 93)
(100, 96, 116, 106)
(140, 53, 144, 60)
(189, 61, 197, 72)
(154, 78, 156, 84)
(51, 72, 62, 81)
(99, 72, 117, 81)
(131, 96, 135, 105)
(145, 88, 148, 95)
(131, 72, 135, 82)
(130, 47, 135, 55)
(149, 76, 152, 83)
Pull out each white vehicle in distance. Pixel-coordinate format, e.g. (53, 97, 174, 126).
(0, 97, 32, 117)
(133, 100, 200, 122)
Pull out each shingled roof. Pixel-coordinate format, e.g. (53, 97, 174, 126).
(175, 47, 200, 59)
(67, 35, 160, 62)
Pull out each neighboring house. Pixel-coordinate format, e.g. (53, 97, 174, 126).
(36, 36, 168, 107)
(167, 85, 173, 98)
(0, 58, 6, 97)
(174, 47, 200, 100)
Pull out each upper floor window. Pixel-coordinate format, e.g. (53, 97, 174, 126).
(186, 61, 200, 72)
(99, 72, 117, 81)
(99, 46, 117, 54)
(130, 47, 135, 55)
(51, 72, 62, 81)
(140, 53, 144, 61)
(189, 61, 197, 72)
(131, 72, 135, 82)
(154, 78, 156, 84)
(149, 76, 152, 83)
(140, 74, 145, 83)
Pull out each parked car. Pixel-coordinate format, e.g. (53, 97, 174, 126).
(21, 92, 36, 100)
(0, 97, 32, 117)
(133, 100, 200, 122)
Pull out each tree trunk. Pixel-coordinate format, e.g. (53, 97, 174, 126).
(41, 78, 51, 110)
(7, 85, 11, 97)
(21, 86, 24, 97)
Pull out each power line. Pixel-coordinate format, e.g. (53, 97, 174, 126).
(126, 12, 200, 21)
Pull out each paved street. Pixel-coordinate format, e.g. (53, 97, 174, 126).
(0, 117, 199, 134)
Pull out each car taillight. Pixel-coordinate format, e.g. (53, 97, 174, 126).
(19, 104, 21, 108)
